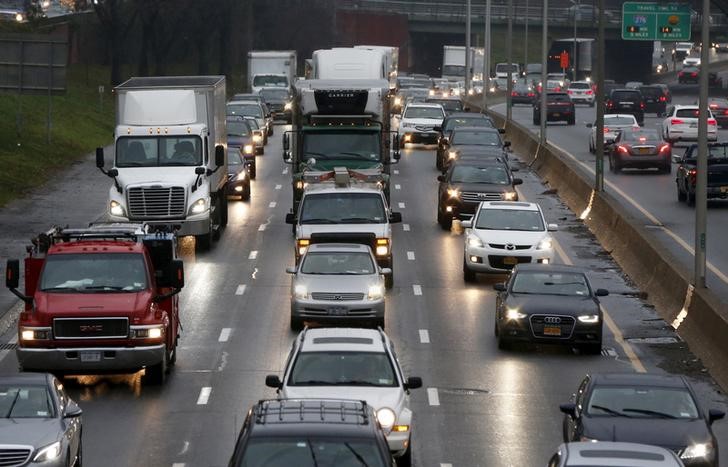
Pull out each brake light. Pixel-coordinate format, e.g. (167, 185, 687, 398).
(511, 91, 518, 96)
(603, 127, 610, 133)
(640, 102, 645, 109)
(586, 90, 593, 95)
(567, 90, 573, 94)
(691, 72, 698, 77)
(659, 96, 666, 102)
(710, 104, 718, 109)
(618, 145, 629, 154)
(639, 137, 646, 142)
(708, 118, 717, 125)
(607, 101, 613, 108)
(671, 119, 684, 125)
(724, 110, 728, 115)
(527, 92, 535, 97)
(659, 143, 671, 153)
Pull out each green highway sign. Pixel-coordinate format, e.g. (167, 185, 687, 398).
(622, 2, 691, 41)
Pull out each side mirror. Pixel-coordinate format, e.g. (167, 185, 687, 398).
(503, 141, 511, 148)
(461, 220, 472, 228)
(512, 178, 523, 186)
(709, 409, 725, 424)
(283, 133, 290, 151)
(195, 167, 206, 175)
(380, 267, 392, 275)
(389, 212, 402, 224)
(585, 122, 593, 128)
(63, 401, 83, 418)
(169, 259, 184, 289)
(215, 145, 225, 167)
(560, 403, 577, 419)
(285, 213, 296, 224)
(595, 288, 609, 297)
(108, 168, 118, 177)
(285, 267, 296, 274)
(265, 375, 282, 389)
(547, 223, 558, 231)
(463, 106, 471, 112)
(498, 128, 506, 134)
(493, 283, 506, 292)
(5, 259, 20, 289)
(405, 376, 423, 390)
(392, 150, 401, 162)
(437, 175, 445, 182)
(95, 147, 105, 168)
(672, 154, 682, 164)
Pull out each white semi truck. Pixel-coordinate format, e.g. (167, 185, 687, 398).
(247, 50, 297, 94)
(96, 76, 229, 251)
(354, 45, 399, 84)
(312, 48, 387, 80)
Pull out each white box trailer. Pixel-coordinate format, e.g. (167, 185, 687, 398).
(248, 50, 297, 93)
(312, 48, 387, 80)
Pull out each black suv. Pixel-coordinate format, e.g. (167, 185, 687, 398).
(435, 112, 496, 170)
(638, 85, 667, 117)
(605, 89, 645, 124)
(675, 142, 728, 206)
(228, 399, 394, 467)
(533, 92, 575, 125)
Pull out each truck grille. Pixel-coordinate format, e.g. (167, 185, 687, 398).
(461, 191, 503, 202)
(311, 292, 365, 301)
(53, 318, 129, 339)
(127, 186, 186, 219)
(0, 446, 31, 466)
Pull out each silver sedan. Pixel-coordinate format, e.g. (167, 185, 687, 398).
(286, 243, 389, 330)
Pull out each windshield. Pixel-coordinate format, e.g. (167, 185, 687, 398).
(289, 351, 397, 387)
(496, 64, 519, 73)
(686, 144, 728, 161)
(676, 108, 711, 119)
(301, 252, 376, 275)
(228, 121, 251, 137)
(300, 193, 386, 224)
(252, 75, 288, 87)
(302, 131, 380, 162)
(116, 136, 203, 167)
(442, 65, 465, 77)
(404, 106, 444, 119)
(603, 117, 636, 126)
(570, 82, 590, 89)
(260, 89, 289, 102)
(237, 438, 387, 467)
(622, 130, 660, 142)
(443, 118, 493, 133)
(451, 130, 501, 146)
(0, 385, 54, 419)
(511, 272, 590, 296)
(475, 209, 545, 231)
(228, 103, 263, 118)
(228, 150, 244, 165)
(587, 387, 699, 419)
(451, 165, 510, 185)
(40, 253, 148, 292)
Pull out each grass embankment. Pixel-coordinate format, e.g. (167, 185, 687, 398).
(0, 65, 115, 207)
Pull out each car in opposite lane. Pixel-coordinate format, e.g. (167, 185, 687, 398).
(398, 103, 446, 148)
(560, 373, 725, 467)
(609, 128, 672, 174)
(661, 105, 718, 144)
(587, 114, 640, 154)
(548, 441, 685, 467)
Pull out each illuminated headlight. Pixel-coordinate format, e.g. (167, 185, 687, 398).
(559, 81, 564, 87)
(506, 308, 527, 320)
(467, 234, 483, 248)
(368, 285, 384, 301)
(244, 144, 254, 154)
(503, 191, 517, 201)
(578, 314, 600, 324)
(109, 200, 126, 217)
(20, 328, 50, 341)
(131, 325, 164, 339)
(297, 239, 310, 256)
(294, 284, 308, 300)
(489, 86, 496, 93)
(585, 76, 591, 82)
(189, 198, 207, 215)
(252, 134, 262, 143)
(284, 102, 292, 111)
(453, 89, 461, 96)
(376, 407, 396, 429)
(15, 12, 23, 22)
(681, 443, 713, 460)
(394, 97, 402, 106)
(375, 238, 390, 256)
(448, 151, 458, 160)
(447, 188, 460, 198)
(468, 89, 474, 95)
(295, 180, 304, 190)
(429, 89, 436, 96)
(536, 238, 553, 250)
(33, 441, 61, 462)
(234, 185, 243, 192)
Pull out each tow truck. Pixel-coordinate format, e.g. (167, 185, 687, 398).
(285, 167, 402, 289)
(5, 223, 184, 384)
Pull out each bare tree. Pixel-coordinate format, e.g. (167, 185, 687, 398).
(85, 0, 138, 84)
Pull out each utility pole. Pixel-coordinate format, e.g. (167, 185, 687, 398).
(465, 0, 472, 92)
(482, 0, 492, 110)
(506, 0, 513, 122)
(573, 0, 579, 81)
(539, 0, 548, 144)
(695, 0, 710, 287)
(524, 0, 529, 68)
(595, 0, 605, 190)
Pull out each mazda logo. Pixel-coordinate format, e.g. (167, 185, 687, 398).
(544, 317, 561, 324)
(505, 244, 516, 251)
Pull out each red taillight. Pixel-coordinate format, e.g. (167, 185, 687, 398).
(586, 90, 593, 95)
(511, 91, 518, 96)
(724, 110, 728, 115)
(688, 169, 697, 180)
(567, 90, 573, 94)
(639, 137, 647, 142)
(678, 72, 684, 77)
(607, 101, 613, 108)
(618, 145, 629, 154)
(640, 102, 645, 109)
(710, 104, 718, 109)
(527, 92, 535, 97)
(708, 118, 717, 125)
(671, 118, 684, 125)
(603, 127, 610, 133)
(659, 143, 671, 153)
(691, 72, 698, 77)
(659, 96, 666, 102)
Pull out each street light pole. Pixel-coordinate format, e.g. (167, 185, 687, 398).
(524, 0, 529, 68)
(539, 0, 548, 144)
(483, 0, 492, 110)
(506, 0, 513, 122)
(695, 0, 710, 287)
(595, 0, 605, 190)
(573, 0, 579, 81)
(465, 0, 472, 92)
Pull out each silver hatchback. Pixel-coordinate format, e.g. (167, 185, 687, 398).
(286, 243, 389, 330)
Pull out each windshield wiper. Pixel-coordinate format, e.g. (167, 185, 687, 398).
(339, 217, 379, 223)
(591, 405, 630, 417)
(303, 151, 331, 160)
(291, 380, 337, 385)
(82, 285, 129, 291)
(40, 286, 81, 292)
(300, 218, 337, 224)
(4, 390, 21, 418)
(336, 152, 376, 160)
(306, 439, 320, 467)
(335, 380, 381, 386)
(344, 443, 370, 467)
(622, 408, 677, 419)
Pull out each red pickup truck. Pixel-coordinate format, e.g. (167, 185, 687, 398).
(5, 223, 184, 384)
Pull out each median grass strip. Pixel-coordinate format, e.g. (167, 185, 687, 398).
(0, 65, 115, 207)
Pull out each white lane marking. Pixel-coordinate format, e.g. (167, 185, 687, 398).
(269, 201, 277, 208)
(407, 251, 416, 260)
(196, 387, 212, 405)
(395, 184, 401, 190)
(398, 202, 406, 209)
(419, 329, 430, 344)
(275, 184, 282, 190)
(235, 284, 247, 296)
(218, 328, 232, 342)
(427, 387, 440, 406)
(9, 335, 17, 344)
(248, 250, 258, 260)
(177, 441, 190, 455)
(258, 223, 267, 231)
(394, 169, 400, 175)
(282, 167, 289, 175)
(412, 284, 422, 296)
(172, 463, 185, 467)
(403, 223, 411, 231)
(440, 464, 453, 467)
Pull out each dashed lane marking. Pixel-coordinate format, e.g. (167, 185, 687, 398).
(412, 284, 422, 296)
(440, 464, 453, 467)
(427, 388, 440, 406)
(275, 184, 282, 190)
(218, 328, 231, 342)
(407, 251, 415, 260)
(248, 250, 258, 260)
(172, 463, 185, 467)
(196, 387, 212, 405)
(403, 224, 411, 231)
(269, 201, 277, 208)
(395, 184, 401, 190)
(282, 167, 288, 175)
(419, 329, 430, 344)
(235, 285, 247, 296)
(394, 169, 399, 175)
(258, 224, 267, 232)
(398, 202, 406, 209)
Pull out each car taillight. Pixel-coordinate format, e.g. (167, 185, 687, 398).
(567, 90, 573, 94)
(618, 145, 629, 154)
(640, 102, 645, 109)
(659, 96, 666, 102)
(527, 92, 535, 97)
(710, 104, 718, 109)
(708, 118, 717, 125)
(691, 72, 698, 77)
(724, 110, 728, 115)
(671, 119, 684, 125)
(659, 143, 671, 153)
(603, 127, 610, 133)
(607, 101, 613, 108)
(511, 91, 518, 96)
(678, 72, 684, 77)
(586, 90, 593, 95)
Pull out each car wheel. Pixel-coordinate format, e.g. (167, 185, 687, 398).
(437, 209, 452, 230)
(398, 439, 413, 467)
(661, 162, 671, 174)
(589, 140, 595, 154)
(611, 155, 621, 173)
(494, 318, 499, 337)
(497, 334, 511, 350)
(290, 315, 303, 331)
(677, 183, 687, 202)
(533, 115, 539, 126)
(581, 343, 602, 355)
(241, 182, 251, 201)
(75, 437, 82, 467)
(436, 154, 443, 171)
(463, 258, 476, 283)
(384, 269, 394, 290)
(589, 101, 595, 108)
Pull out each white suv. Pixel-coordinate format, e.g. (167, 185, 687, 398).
(265, 327, 423, 466)
(661, 105, 718, 143)
(462, 201, 557, 281)
(567, 81, 595, 106)
(398, 102, 446, 148)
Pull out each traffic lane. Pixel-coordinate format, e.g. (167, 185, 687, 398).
(493, 101, 728, 300)
(392, 144, 728, 466)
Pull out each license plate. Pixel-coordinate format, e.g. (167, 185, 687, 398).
(638, 148, 650, 154)
(552, 113, 560, 117)
(690, 123, 698, 128)
(503, 256, 518, 265)
(328, 307, 348, 316)
(80, 351, 101, 363)
(543, 326, 562, 336)
(721, 186, 728, 193)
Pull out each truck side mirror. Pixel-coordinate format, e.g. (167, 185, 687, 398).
(96, 147, 105, 168)
(265, 375, 282, 389)
(405, 377, 422, 390)
(389, 212, 402, 223)
(512, 178, 523, 185)
(169, 259, 185, 289)
(215, 145, 225, 167)
(498, 128, 506, 134)
(285, 213, 296, 224)
(393, 149, 401, 162)
(5, 259, 19, 289)
(503, 141, 511, 148)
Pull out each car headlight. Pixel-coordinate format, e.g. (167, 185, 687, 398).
(448, 150, 458, 160)
(368, 285, 384, 301)
(453, 89, 461, 96)
(20, 327, 50, 341)
(577, 314, 600, 324)
(376, 407, 396, 429)
(536, 238, 553, 250)
(506, 308, 527, 320)
(429, 90, 436, 96)
(375, 238, 390, 256)
(467, 234, 483, 248)
(294, 284, 308, 300)
(109, 200, 126, 217)
(394, 97, 402, 106)
(503, 191, 517, 201)
(189, 198, 207, 215)
(579, 436, 598, 442)
(468, 89, 474, 95)
(284, 102, 292, 110)
(682, 443, 713, 460)
(33, 441, 61, 462)
(244, 144, 254, 154)
(252, 134, 262, 143)
(447, 188, 460, 199)
(297, 239, 309, 256)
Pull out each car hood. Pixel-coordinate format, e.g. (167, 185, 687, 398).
(0, 418, 62, 448)
(450, 145, 504, 156)
(583, 417, 713, 450)
(294, 274, 382, 293)
(36, 291, 151, 317)
(401, 117, 443, 126)
(115, 166, 200, 189)
(282, 386, 406, 415)
(449, 182, 512, 193)
(471, 228, 549, 245)
(299, 224, 389, 240)
(227, 136, 251, 148)
(504, 294, 598, 316)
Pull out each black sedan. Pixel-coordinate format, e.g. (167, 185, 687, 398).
(560, 373, 725, 467)
(226, 148, 251, 201)
(609, 128, 672, 173)
(493, 264, 607, 353)
(708, 97, 728, 128)
(533, 92, 576, 125)
(511, 82, 536, 105)
(0, 373, 83, 467)
(226, 116, 257, 178)
(678, 66, 700, 84)
(442, 126, 510, 172)
(675, 142, 728, 205)
(435, 113, 496, 170)
(437, 159, 521, 230)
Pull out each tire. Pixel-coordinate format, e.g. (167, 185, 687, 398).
(463, 258, 476, 283)
(436, 153, 443, 171)
(677, 183, 687, 202)
(589, 140, 595, 154)
(219, 194, 228, 229)
(144, 352, 168, 385)
(196, 232, 212, 252)
(661, 163, 671, 174)
(533, 115, 539, 126)
(497, 334, 511, 350)
(589, 101, 595, 108)
(494, 319, 499, 337)
(384, 270, 394, 290)
(398, 440, 413, 467)
(241, 182, 251, 201)
(75, 437, 82, 467)
(437, 209, 452, 230)
(399, 139, 406, 149)
(611, 155, 621, 173)
(582, 343, 602, 355)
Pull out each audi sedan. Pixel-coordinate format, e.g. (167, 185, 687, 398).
(609, 128, 672, 174)
(493, 264, 607, 353)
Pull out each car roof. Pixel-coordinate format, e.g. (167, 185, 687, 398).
(0, 373, 52, 385)
(445, 112, 491, 120)
(450, 159, 508, 169)
(303, 184, 382, 195)
(300, 327, 387, 353)
(479, 201, 540, 211)
(452, 126, 500, 133)
(306, 243, 373, 253)
(590, 373, 689, 389)
(673, 104, 699, 110)
(604, 114, 637, 120)
(228, 100, 261, 106)
(562, 442, 683, 466)
(405, 103, 445, 109)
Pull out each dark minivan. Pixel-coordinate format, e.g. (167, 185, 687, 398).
(606, 89, 645, 125)
(638, 85, 668, 117)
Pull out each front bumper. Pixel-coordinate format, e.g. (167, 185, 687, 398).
(497, 315, 602, 346)
(291, 298, 385, 324)
(109, 213, 210, 237)
(402, 131, 438, 145)
(386, 429, 410, 456)
(17, 344, 166, 373)
(465, 245, 553, 273)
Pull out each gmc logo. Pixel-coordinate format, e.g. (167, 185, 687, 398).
(79, 325, 103, 333)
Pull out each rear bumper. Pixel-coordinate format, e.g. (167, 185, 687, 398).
(616, 153, 670, 168)
(17, 345, 166, 373)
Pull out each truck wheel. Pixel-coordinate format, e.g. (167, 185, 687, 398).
(397, 440, 413, 467)
(290, 316, 303, 332)
(677, 183, 687, 202)
(196, 233, 212, 252)
(497, 334, 511, 350)
(144, 353, 168, 385)
(437, 210, 452, 230)
(220, 194, 228, 228)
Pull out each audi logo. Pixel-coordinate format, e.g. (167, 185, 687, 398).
(505, 244, 516, 251)
(543, 317, 561, 324)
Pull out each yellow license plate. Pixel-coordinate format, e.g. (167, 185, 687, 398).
(503, 256, 518, 265)
(543, 326, 562, 336)
(638, 148, 650, 154)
